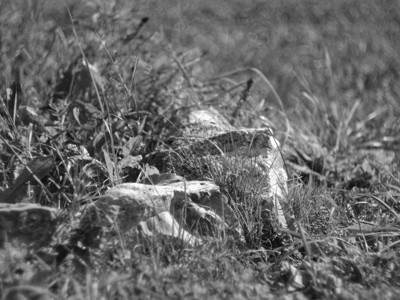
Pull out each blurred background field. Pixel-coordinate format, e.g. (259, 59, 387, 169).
(140, 0, 400, 103)
(139, 0, 400, 146)
(2, 0, 400, 147)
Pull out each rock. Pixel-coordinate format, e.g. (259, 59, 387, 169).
(171, 190, 242, 239)
(148, 108, 296, 233)
(0, 203, 57, 248)
(138, 211, 201, 247)
(181, 108, 233, 136)
(79, 180, 240, 244)
(78, 108, 296, 248)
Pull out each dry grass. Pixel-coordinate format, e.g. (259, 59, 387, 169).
(0, 0, 400, 299)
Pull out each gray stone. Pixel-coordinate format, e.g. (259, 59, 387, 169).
(79, 180, 240, 242)
(0, 203, 57, 248)
(79, 108, 296, 248)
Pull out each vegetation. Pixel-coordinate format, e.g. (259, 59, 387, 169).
(0, 0, 399, 299)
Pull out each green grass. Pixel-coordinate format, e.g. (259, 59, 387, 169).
(1, 0, 400, 299)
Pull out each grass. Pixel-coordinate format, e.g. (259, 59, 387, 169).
(1, 0, 400, 299)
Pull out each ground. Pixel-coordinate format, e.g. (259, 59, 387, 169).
(0, 0, 399, 299)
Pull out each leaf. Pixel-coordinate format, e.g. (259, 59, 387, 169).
(17, 156, 55, 182)
(103, 148, 116, 184)
(53, 59, 106, 100)
(121, 136, 143, 157)
(138, 115, 147, 134)
(73, 107, 81, 125)
(0, 156, 55, 204)
(118, 155, 142, 169)
(6, 81, 22, 122)
(138, 163, 159, 182)
(281, 261, 306, 292)
(85, 60, 106, 92)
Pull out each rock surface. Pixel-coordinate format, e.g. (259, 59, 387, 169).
(79, 107, 296, 248)
(0, 203, 57, 248)
(138, 211, 202, 247)
(80, 179, 241, 245)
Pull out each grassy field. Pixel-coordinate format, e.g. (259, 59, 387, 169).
(0, 0, 400, 299)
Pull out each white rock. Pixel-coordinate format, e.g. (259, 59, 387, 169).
(138, 211, 201, 247)
(151, 108, 296, 232)
(79, 180, 239, 244)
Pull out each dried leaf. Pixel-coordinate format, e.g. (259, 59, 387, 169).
(346, 223, 400, 234)
(73, 107, 81, 125)
(6, 81, 22, 122)
(119, 155, 142, 169)
(282, 261, 306, 292)
(14, 156, 55, 187)
(0, 156, 55, 204)
(103, 148, 115, 183)
(138, 163, 159, 182)
(85, 61, 106, 92)
(54, 59, 106, 100)
(138, 115, 147, 134)
(121, 136, 143, 157)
